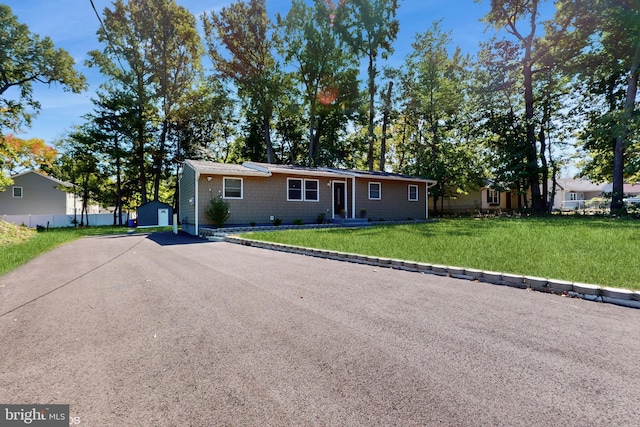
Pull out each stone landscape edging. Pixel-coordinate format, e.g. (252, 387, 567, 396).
(223, 234, 640, 310)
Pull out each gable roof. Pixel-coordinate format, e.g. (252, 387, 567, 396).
(555, 178, 603, 193)
(11, 170, 74, 188)
(601, 182, 640, 195)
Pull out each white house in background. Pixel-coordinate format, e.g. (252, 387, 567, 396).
(0, 170, 99, 215)
(551, 178, 605, 210)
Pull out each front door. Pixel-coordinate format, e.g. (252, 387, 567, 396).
(333, 182, 346, 218)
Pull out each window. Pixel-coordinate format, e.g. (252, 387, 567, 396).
(288, 178, 302, 200)
(304, 180, 319, 201)
(223, 177, 243, 199)
(369, 182, 381, 200)
(569, 192, 579, 201)
(288, 178, 319, 201)
(12, 187, 23, 198)
(487, 189, 500, 205)
(408, 185, 418, 201)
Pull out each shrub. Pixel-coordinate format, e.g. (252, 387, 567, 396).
(316, 213, 326, 224)
(272, 217, 282, 226)
(293, 219, 303, 226)
(206, 196, 230, 227)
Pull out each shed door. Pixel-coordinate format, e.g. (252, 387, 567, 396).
(158, 208, 169, 226)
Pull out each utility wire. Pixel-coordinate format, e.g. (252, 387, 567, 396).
(89, 0, 128, 75)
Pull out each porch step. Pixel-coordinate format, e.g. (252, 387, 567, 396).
(332, 218, 371, 226)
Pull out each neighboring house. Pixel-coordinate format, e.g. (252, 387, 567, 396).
(441, 184, 519, 213)
(178, 160, 437, 236)
(601, 182, 640, 197)
(137, 201, 173, 227)
(551, 178, 604, 211)
(0, 170, 82, 215)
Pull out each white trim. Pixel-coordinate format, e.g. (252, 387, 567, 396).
(195, 166, 199, 234)
(223, 177, 243, 199)
(351, 177, 356, 219)
(304, 179, 320, 202)
(12, 186, 23, 198)
(368, 182, 381, 200)
(287, 178, 319, 202)
(408, 184, 418, 201)
(287, 178, 303, 201)
(332, 180, 348, 218)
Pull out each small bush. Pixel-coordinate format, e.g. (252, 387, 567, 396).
(272, 217, 282, 226)
(316, 213, 326, 224)
(293, 219, 303, 226)
(206, 196, 230, 227)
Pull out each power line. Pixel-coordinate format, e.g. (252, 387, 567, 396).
(89, 0, 127, 75)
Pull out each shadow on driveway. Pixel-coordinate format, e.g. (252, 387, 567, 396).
(145, 231, 210, 246)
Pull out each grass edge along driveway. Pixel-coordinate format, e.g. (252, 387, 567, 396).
(242, 217, 640, 291)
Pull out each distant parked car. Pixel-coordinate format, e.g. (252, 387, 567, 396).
(623, 196, 640, 205)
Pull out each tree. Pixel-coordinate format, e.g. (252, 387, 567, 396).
(573, 0, 640, 211)
(0, 4, 86, 189)
(137, 0, 202, 201)
(478, 0, 581, 212)
(88, 0, 157, 205)
(334, 0, 400, 171)
(0, 134, 57, 175)
(202, 0, 281, 164)
(277, 0, 357, 165)
(398, 22, 483, 215)
(53, 126, 106, 227)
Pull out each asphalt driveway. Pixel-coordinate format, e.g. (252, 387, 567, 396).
(1, 232, 639, 426)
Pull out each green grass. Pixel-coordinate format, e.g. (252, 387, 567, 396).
(0, 226, 173, 277)
(242, 217, 640, 290)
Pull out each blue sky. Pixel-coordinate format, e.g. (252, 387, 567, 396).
(4, 0, 492, 144)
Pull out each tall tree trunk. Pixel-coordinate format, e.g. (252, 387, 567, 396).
(153, 119, 168, 201)
(264, 112, 274, 164)
(367, 53, 376, 171)
(309, 100, 317, 164)
(611, 38, 640, 211)
(380, 81, 393, 171)
(115, 134, 123, 226)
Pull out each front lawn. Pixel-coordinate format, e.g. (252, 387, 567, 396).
(242, 217, 640, 290)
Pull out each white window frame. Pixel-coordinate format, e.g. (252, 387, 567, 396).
(488, 189, 500, 205)
(368, 182, 381, 200)
(569, 192, 579, 201)
(12, 186, 23, 198)
(408, 184, 419, 202)
(287, 178, 303, 201)
(304, 179, 319, 202)
(223, 177, 243, 199)
(288, 178, 319, 202)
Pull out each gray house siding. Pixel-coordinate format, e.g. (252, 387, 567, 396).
(178, 160, 435, 235)
(0, 172, 72, 215)
(198, 174, 333, 226)
(178, 163, 197, 235)
(354, 179, 426, 221)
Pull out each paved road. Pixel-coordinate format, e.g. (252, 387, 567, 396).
(1, 232, 639, 426)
